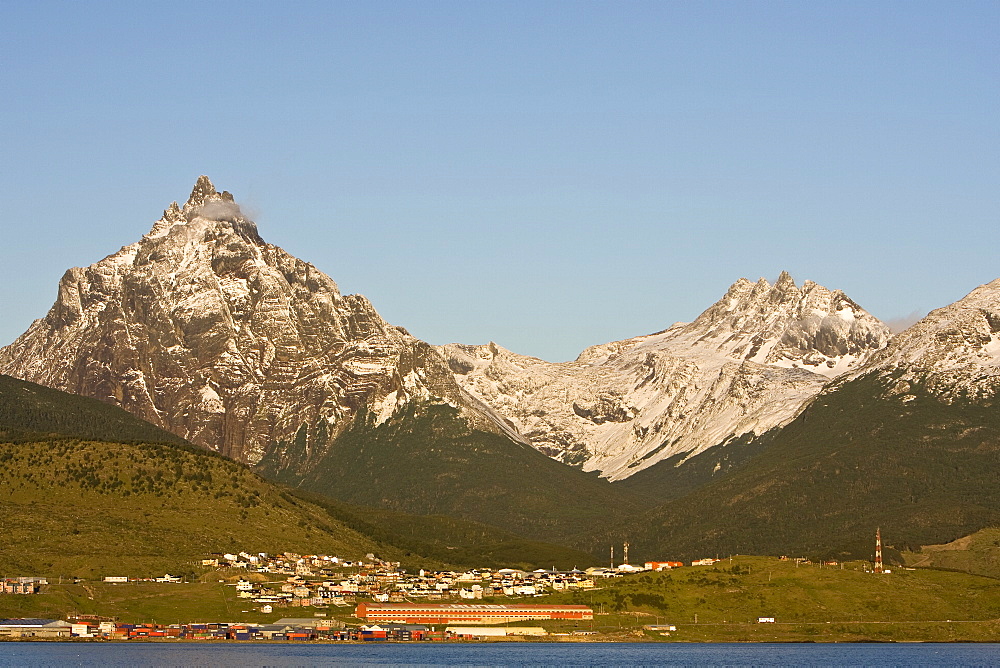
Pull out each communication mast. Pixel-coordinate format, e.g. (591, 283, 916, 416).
(874, 527, 883, 574)
(610, 545, 614, 569)
(623, 542, 630, 566)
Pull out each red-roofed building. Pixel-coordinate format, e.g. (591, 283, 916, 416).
(355, 603, 593, 624)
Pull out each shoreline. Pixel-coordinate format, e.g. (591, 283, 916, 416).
(4, 637, 1000, 645)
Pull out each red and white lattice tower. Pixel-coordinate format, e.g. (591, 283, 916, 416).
(874, 527, 883, 574)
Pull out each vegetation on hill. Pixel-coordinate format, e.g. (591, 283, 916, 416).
(617, 430, 772, 503)
(0, 374, 598, 573)
(0, 580, 253, 626)
(902, 527, 1000, 580)
(540, 555, 1000, 642)
(0, 439, 389, 578)
(0, 373, 189, 446)
(257, 401, 643, 552)
(627, 372, 1000, 561)
(294, 491, 598, 571)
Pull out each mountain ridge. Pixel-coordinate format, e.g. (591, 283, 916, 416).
(620, 279, 1000, 558)
(5, 176, 1000, 564)
(438, 271, 890, 480)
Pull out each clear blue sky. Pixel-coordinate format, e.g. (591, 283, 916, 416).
(1, 1, 997, 361)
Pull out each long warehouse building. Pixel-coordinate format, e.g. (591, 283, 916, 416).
(355, 603, 594, 624)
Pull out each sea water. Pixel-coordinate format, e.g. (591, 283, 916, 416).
(2, 642, 999, 667)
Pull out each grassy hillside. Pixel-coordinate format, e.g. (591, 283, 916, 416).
(0, 374, 188, 446)
(902, 527, 1000, 580)
(258, 401, 642, 551)
(627, 372, 1000, 561)
(550, 556, 1000, 624)
(540, 555, 1000, 642)
(0, 438, 389, 578)
(0, 580, 252, 625)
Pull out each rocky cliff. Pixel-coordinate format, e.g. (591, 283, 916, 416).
(0, 177, 499, 463)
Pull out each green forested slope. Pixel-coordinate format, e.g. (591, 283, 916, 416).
(0, 375, 600, 574)
(627, 372, 1000, 561)
(293, 490, 599, 570)
(0, 374, 189, 446)
(258, 401, 643, 552)
(0, 375, 397, 576)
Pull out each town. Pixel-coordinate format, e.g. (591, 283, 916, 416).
(0, 546, 710, 641)
(0, 617, 571, 642)
(6, 545, 1000, 645)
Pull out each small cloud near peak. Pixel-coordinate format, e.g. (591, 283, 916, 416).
(885, 311, 924, 334)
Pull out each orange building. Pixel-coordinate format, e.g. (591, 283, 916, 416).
(355, 603, 594, 624)
(644, 561, 684, 571)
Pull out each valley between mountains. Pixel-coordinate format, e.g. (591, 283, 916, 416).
(3, 177, 1000, 564)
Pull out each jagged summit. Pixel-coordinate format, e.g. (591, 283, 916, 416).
(186, 174, 220, 208)
(438, 273, 890, 479)
(147, 176, 256, 241)
(183, 174, 236, 214)
(681, 272, 889, 377)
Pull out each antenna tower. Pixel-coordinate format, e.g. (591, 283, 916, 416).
(610, 545, 614, 569)
(874, 527, 883, 574)
(623, 542, 630, 566)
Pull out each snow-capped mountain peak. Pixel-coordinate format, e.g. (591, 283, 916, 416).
(678, 271, 889, 379)
(438, 273, 890, 479)
(0, 177, 495, 464)
(146, 176, 248, 239)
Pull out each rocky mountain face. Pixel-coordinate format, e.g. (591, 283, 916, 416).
(438, 272, 891, 480)
(0, 177, 502, 464)
(837, 278, 1000, 402)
